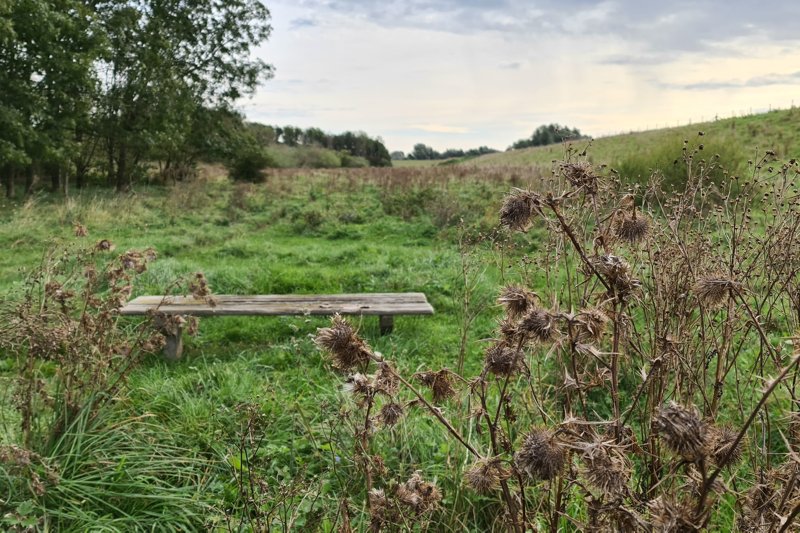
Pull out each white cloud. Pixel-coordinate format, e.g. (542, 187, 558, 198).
(243, 1, 800, 152)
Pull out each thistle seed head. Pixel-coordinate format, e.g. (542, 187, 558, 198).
(575, 308, 610, 342)
(343, 373, 373, 397)
(395, 471, 441, 514)
(693, 277, 741, 308)
(414, 369, 456, 403)
(315, 314, 373, 371)
(707, 424, 743, 468)
(580, 438, 632, 496)
(518, 308, 557, 343)
(497, 285, 538, 319)
(561, 162, 599, 194)
(377, 401, 405, 427)
(500, 188, 542, 231)
(616, 215, 650, 243)
(653, 402, 709, 462)
(515, 428, 566, 481)
(464, 457, 511, 493)
(647, 497, 698, 532)
(373, 362, 400, 396)
(484, 341, 523, 376)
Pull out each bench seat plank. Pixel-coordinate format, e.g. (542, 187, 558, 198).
(120, 293, 435, 317)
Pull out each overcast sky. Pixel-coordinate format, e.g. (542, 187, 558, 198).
(243, 0, 800, 153)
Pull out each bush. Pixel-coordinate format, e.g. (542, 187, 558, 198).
(294, 147, 342, 168)
(228, 145, 274, 182)
(339, 152, 369, 168)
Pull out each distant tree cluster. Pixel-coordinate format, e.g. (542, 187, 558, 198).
(395, 144, 498, 161)
(1, 0, 272, 195)
(509, 124, 584, 150)
(267, 126, 391, 167)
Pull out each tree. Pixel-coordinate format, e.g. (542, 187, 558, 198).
(410, 143, 440, 160)
(510, 124, 583, 150)
(94, 0, 274, 190)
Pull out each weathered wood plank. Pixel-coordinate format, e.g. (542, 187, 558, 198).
(126, 293, 429, 305)
(120, 293, 435, 317)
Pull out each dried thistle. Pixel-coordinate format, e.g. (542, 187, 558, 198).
(395, 471, 441, 514)
(518, 308, 557, 343)
(484, 341, 523, 376)
(693, 277, 741, 308)
(315, 314, 374, 371)
(515, 428, 566, 481)
(707, 424, 743, 468)
(575, 308, 610, 342)
(500, 188, 543, 231)
(414, 369, 456, 403)
(561, 162, 599, 194)
(377, 402, 405, 427)
(647, 496, 698, 532)
(498, 317, 520, 343)
(579, 438, 632, 496)
(653, 402, 709, 462)
(368, 488, 389, 531)
(95, 239, 115, 252)
(616, 214, 649, 243)
(497, 285, 538, 319)
(373, 362, 400, 396)
(464, 457, 511, 493)
(73, 223, 88, 237)
(343, 373, 373, 398)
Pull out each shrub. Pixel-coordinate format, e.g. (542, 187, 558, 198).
(228, 145, 274, 182)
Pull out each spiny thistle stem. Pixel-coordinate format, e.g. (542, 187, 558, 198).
(375, 356, 482, 458)
(546, 199, 612, 293)
(696, 353, 800, 520)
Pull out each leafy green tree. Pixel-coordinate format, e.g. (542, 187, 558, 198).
(409, 143, 440, 160)
(511, 124, 583, 150)
(94, 0, 274, 190)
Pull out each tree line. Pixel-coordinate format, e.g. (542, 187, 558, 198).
(1, 0, 273, 196)
(393, 144, 499, 161)
(509, 124, 584, 150)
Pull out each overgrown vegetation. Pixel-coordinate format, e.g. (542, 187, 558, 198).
(315, 141, 800, 530)
(1, 135, 799, 530)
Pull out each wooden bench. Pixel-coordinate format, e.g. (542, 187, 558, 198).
(120, 293, 435, 360)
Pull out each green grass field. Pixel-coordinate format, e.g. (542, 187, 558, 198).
(0, 166, 526, 530)
(1, 116, 799, 531)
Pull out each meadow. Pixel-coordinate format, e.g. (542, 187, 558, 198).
(1, 120, 800, 531)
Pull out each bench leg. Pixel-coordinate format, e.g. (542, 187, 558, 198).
(163, 326, 184, 361)
(379, 315, 394, 335)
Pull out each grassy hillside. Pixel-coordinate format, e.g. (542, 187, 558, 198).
(470, 107, 800, 177)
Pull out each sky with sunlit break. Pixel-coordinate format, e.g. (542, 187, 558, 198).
(242, 0, 800, 154)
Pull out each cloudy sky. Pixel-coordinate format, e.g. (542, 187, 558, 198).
(243, 0, 800, 153)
